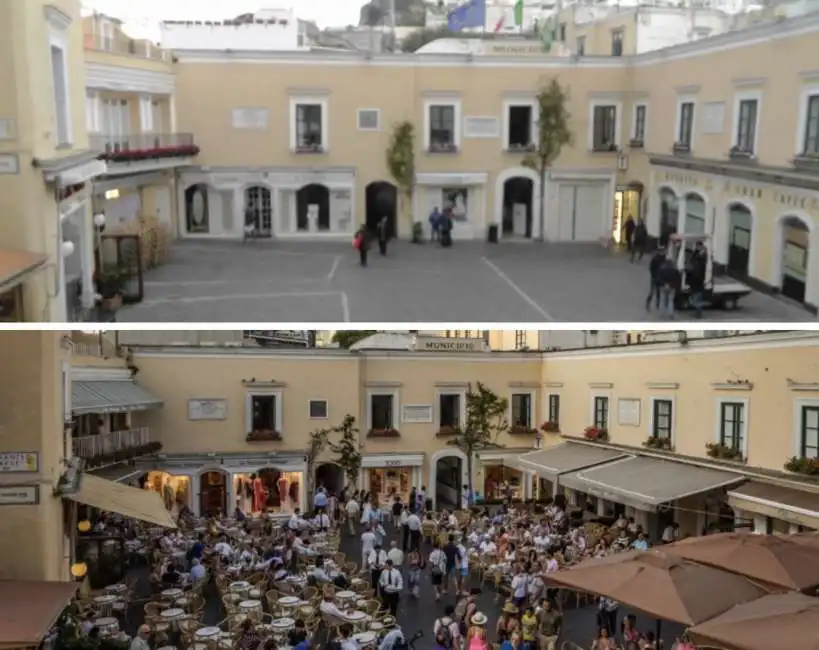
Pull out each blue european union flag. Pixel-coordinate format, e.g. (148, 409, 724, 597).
(447, 0, 486, 31)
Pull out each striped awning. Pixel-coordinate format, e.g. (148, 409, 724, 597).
(72, 380, 162, 415)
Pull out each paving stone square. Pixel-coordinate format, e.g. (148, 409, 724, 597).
(118, 240, 815, 323)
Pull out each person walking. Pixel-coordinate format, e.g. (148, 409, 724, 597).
(377, 216, 390, 256)
(646, 247, 665, 311)
(658, 257, 681, 319)
(379, 558, 403, 616)
(631, 218, 647, 262)
(367, 542, 389, 594)
(354, 224, 370, 267)
(429, 542, 447, 601)
(400, 505, 410, 551)
(623, 215, 635, 255)
(346, 495, 360, 536)
(361, 524, 376, 571)
(406, 545, 423, 598)
(686, 241, 707, 319)
(407, 509, 422, 551)
(429, 207, 442, 242)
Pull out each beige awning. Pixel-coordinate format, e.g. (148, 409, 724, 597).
(65, 474, 177, 528)
(0, 579, 77, 649)
(72, 379, 162, 415)
(517, 443, 628, 480)
(0, 250, 48, 293)
(728, 481, 819, 530)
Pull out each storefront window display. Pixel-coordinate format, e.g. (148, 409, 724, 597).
(368, 468, 411, 504)
(234, 469, 302, 513)
(483, 465, 522, 501)
(143, 471, 191, 515)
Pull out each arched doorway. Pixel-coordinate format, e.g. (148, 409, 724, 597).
(659, 188, 679, 244)
(684, 192, 706, 252)
(726, 203, 753, 277)
(296, 184, 330, 233)
(199, 470, 227, 516)
(435, 456, 463, 510)
(184, 184, 210, 233)
(316, 462, 345, 495)
(777, 215, 811, 303)
(244, 186, 273, 237)
(502, 177, 534, 238)
(365, 181, 398, 238)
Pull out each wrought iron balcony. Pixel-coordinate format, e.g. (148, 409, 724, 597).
(90, 133, 200, 163)
(72, 427, 152, 460)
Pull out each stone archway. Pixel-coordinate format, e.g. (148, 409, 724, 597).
(365, 181, 398, 238)
(198, 468, 228, 516)
(429, 448, 469, 510)
(725, 201, 754, 278)
(494, 167, 541, 240)
(184, 183, 210, 233)
(316, 462, 345, 495)
(658, 186, 679, 243)
(774, 214, 813, 304)
(296, 184, 330, 232)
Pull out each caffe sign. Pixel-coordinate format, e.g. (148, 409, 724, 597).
(415, 337, 487, 352)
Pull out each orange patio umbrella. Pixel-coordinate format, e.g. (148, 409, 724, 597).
(687, 592, 819, 650)
(664, 531, 819, 591)
(544, 549, 770, 626)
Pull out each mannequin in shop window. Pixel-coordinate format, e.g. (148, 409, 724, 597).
(252, 473, 267, 513)
(278, 474, 289, 509)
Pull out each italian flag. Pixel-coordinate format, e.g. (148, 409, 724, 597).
(514, 0, 524, 26)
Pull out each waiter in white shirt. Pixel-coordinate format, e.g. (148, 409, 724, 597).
(406, 511, 422, 551)
(367, 543, 389, 594)
(361, 524, 376, 570)
(346, 497, 360, 536)
(378, 558, 403, 616)
(387, 540, 404, 569)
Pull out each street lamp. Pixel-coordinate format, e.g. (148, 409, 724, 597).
(93, 212, 106, 271)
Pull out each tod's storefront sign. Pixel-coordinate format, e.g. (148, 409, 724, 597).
(415, 337, 488, 352)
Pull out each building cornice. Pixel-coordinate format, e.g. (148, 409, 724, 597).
(84, 62, 176, 95)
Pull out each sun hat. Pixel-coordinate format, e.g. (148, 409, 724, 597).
(471, 612, 488, 626)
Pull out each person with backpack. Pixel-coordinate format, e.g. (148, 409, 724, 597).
(434, 604, 462, 650)
(429, 542, 447, 601)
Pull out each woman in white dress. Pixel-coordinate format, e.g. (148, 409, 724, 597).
(360, 494, 373, 525)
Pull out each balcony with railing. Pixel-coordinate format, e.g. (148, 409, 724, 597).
(72, 427, 161, 467)
(84, 31, 172, 62)
(90, 133, 200, 166)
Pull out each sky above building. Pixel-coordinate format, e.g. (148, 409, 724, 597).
(83, 0, 366, 38)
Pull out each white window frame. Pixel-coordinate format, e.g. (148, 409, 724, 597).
(675, 95, 698, 149)
(85, 92, 100, 133)
(648, 396, 676, 445)
(307, 398, 329, 420)
(289, 95, 329, 152)
(714, 397, 749, 460)
(435, 389, 467, 429)
(423, 97, 462, 151)
(587, 100, 623, 150)
(794, 84, 819, 155)
(546, 392, 561, 425)
(357, 108, 381, 131)
(793, 398, 819, 459)
(509, 390, 536, 429)
(47, 27, 72, 147)
(631, 102, 648, 142)
(366, 389, 400, 431)
(244, 390, 284, 433)
(731, 90, 762, 152)
(139, 95, 153, 132)
(502, 99, 538, 150)
(589, 392, 612, 429)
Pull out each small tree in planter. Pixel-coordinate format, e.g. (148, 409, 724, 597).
(447, 382, 509, 500)
(328, 414, 363, 490)
(306, 427, 330, 496)
(385, 121, 416, 241)
(523, 78, 574, 241)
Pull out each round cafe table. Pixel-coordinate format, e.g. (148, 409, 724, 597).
(353, 632, 377, 649)
(194, 627, 221, 641)
(161, 608, 185, 621)
(238, 600, 262, 620)
(95, 617, 119, 637)
(336, 590, 356, 605)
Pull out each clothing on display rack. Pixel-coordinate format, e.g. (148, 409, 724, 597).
(253, 476, 267, 512)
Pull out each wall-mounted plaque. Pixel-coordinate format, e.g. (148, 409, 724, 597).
(0, 485, 39, 505)
(402, 405, 433, 423)
(0, 452, 39, 473)
(188, 399, 228, 421)
(617, 398, 641, 427)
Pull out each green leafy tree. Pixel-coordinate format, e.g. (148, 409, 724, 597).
(332, 330, 378, 348)
(328, 414, 363, 490)
(523, 79, 574, 240)
(448, 382, 509, 500)
(385, 121, 416, 238)
(306, 427, 330, 496)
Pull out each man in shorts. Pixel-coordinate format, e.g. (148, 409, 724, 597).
(442, 534, 462, 596)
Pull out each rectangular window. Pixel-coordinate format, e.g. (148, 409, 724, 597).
(308, 399, 328, 419)
(250, 394, 278, 432)
(357, 109, 380, 131)
(511, 393, 532, 429)
(439, 393, 461, 429)
(515, 330, 526, 349)
(576, 36, 586, 56)
(429, 105, 456, 151)
(594, 396, 609, 429)
(803, 95, 819, 155)
(296, 103, 323, 150)
(634, 105, 646, 142)
(678, 102, 695, 146)
(50, 45, 71, 146)
(593, 105, 617, 150)
(370, 394, 394, 430)
(507, 105, 533, 149)
(736, 99, 758, 152)
(611, 29, 623, 56)
(548, 394, 561, 426)
(800, 405, 819, 459)
(719, 401, 745, 451)
(652, 399, 673, 440)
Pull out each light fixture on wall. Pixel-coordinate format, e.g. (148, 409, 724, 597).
(61, 240, 75, 257)
(93, 212, 106, 228)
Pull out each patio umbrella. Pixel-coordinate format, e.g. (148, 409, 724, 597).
(544, 549, 770, 626)
(687, 592, 819, 650)
(664, 531, 819, 591)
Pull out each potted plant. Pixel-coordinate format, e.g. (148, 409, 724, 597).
(540, 421, 560, 433)
(584, 425, 609, 441)
(644, 436, 673, 451)
(367, 428, 400, 438)
(705, 442, 744, 462)
(95, 269, 127, 311)
(246, 430, 283, 442)
(784, 456, 819, 475)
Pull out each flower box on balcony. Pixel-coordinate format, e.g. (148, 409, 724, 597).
(506, 143, 536, 153)
(509, 424, 538, 435)
(540, 421, 561, 434)
(672, 142, 691, 155)
(295, 143, 325, 154)
(246, 430, 283, 442)
(436, 425, 461, 437)
(584, 426, 609, 442)
(99, 145, 200, 163)
(592, 143, 619, 153)
(643, 436, 674, 451)
(367, 428, 401, 438)
(629, 138, 644, 149)
(705, 442, 744, 462)
(728, 146, 755, 162)
(428, 142, 459, 154)
(792, 153, 819, 172)
(784, 456, 819, 475)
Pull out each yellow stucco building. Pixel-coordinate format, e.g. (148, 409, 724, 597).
(3, 329, 819, 584)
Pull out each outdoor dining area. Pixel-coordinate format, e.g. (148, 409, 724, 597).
(544, 531, 819, 650)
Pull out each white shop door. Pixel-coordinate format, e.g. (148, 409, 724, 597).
(557, 184, 606, 242)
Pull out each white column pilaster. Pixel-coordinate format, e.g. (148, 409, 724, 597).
(225, 472, 235, 514)
(678, 195, 688, 234)
(191, 473, 201, 517)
